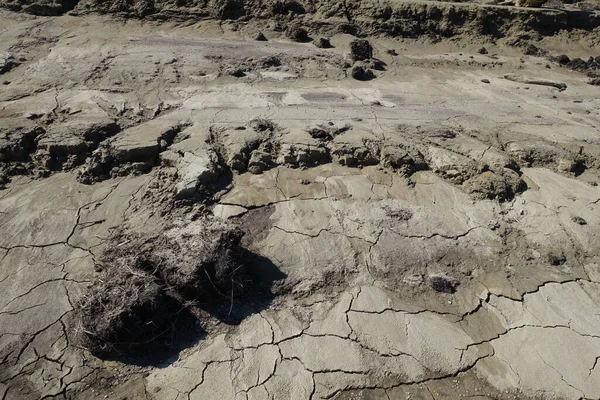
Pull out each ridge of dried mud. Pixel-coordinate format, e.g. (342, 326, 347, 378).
(1, 4, 600, 400)
(3, 0, 600, 41)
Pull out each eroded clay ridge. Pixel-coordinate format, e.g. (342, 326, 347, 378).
(2, 0, 600, 38)
(1, 6, 600, 400)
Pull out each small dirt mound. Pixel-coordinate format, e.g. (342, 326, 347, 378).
(463, 170, 525, 202)
(0, 125, 44, 162)
(77, 122, 184, 184)
(523, 44, 547, 57)
(286, 26, 309, 42)
(254, 32, 268, 41)
(307, 122, 350, 141)
(350, 39, 373, 61)
(381, 145, 427, 175)
(214, 119, 281, 174)
(350, 65, 375, 81)
(251, 118, 278, 133)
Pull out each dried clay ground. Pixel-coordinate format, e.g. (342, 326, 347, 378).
(1, 3, 600, 400)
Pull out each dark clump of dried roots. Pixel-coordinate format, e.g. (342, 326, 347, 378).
(74, 220, 252, 359)
(76, 269, 181, 356)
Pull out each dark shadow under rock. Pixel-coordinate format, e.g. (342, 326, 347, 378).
(228, 68, 246, 78)
(315, 37, 333, 49)
(202, 249, 287, 325)
(369, 59, 387, 71)
(0, 125, 44, 162)
(272, 0, 305, 15)
(219, 0, 246, 20)
(0, 52, 18, 74)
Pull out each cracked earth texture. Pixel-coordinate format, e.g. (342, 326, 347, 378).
(2, 4, 600, 400)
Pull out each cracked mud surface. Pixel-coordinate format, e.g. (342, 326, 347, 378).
(2, 4, 600, 400)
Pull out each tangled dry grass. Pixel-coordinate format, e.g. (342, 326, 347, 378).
(74, 219, 250, 357)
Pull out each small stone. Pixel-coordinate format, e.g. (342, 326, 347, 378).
(523, 249, 541, 261)
(571, 216, 587, 225)
(386, 49, 398, 56)
(228, 68, 246, 78)
(429, 274, 459, 294)
(481, 78, 490, 84)
(478, 47, 488, 55)
(488, 221, 500, 230)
